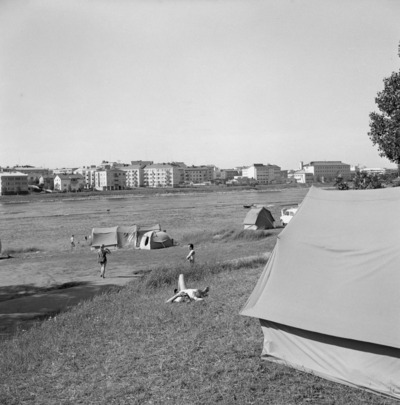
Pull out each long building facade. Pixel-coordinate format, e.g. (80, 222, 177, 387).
(302, 161, 351, 181)
(0, 172, 29, 195)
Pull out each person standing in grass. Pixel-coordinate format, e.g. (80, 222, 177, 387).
(186, 244, 195, 265)
(70, 235, 75, 250)
(98, 244, 111, 278)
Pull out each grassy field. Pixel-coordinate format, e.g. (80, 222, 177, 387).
(1, 187, 395, 404)
(0, 253, 396, 404)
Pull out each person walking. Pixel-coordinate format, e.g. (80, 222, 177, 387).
(186, 243, 195, 265)
(98, 244, 111, 278)
(70, 235, 75, 250)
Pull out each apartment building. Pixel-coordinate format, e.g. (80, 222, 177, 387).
(94, 168, 126, 191)
(120, 164, 145, 188)
(302, 161, 351, 181)
(143, 163, 183, 188)
(219, 169, 239, 182)
(184, 165, 213, 184)
(242, 163, 281, 184)
(74, 166, 97, 189)
(0, 172, 29, 195)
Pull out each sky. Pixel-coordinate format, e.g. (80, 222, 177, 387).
(1, 0, 400, 170)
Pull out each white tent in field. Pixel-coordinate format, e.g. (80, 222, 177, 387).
(139, 230, 173, 250)
(240, 186, 400, 399)
(91, 226, 136, 250)
(133, 224, 161, 248)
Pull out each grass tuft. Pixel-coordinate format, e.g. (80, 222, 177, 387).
(181, 228, 274, 245)
(139, 255, 269, 290)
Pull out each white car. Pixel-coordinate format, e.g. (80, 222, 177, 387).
(280, 207, 298, 226)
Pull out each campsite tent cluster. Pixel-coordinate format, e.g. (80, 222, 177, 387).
(91, 224, 173, 250)
(241, 186, 400, 399)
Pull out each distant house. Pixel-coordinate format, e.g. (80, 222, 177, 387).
(54, 174, 85, 192)
(0, 172, 29, 195)
(293, 170, 314, 184)
(39, 175, 55, 190)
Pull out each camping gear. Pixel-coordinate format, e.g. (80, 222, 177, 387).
(134, 224, 161, 247)
(243, 206, 275, 230)
(91, 226, 136, 250)
(240, 186, 400, 399)
(139, 230, 173, 250)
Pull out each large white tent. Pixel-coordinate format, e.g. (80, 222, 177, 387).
(241, 186, 400, 399)
(91, 226, 136, 250)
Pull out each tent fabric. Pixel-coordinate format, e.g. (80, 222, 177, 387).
(134, 224, 161, 247)
(259, 320, 400, 399)
(117, 226, 136, 248)
(243, 207, 275, 230)
(240, 186, 400, 399)
(139, 230, 173, 250)
(91, 227, 119, 249)
(91, 226, 136, 249)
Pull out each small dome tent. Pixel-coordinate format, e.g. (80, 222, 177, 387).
(243, 206, 275, 230)
(139, 230, 173, 250)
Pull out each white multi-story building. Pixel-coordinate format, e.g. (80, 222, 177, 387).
(143, 163, 183, 188)
(94, 168, 126, 191)
(120, 165, 145, 188)
(242, 163, 281, 184)
(74, 166, 97, 189)
(0, 172, 29, 195)
(302, 161, 351, 181)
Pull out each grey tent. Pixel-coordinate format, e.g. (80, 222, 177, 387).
(91, 226, 136, 250)
(243, 206, 275, 230)
(240, 187, 400, 399)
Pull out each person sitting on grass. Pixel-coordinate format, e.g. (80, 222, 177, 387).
(98, 244, 111, 279)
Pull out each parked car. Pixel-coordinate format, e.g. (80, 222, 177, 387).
(280, 207, 298, 226)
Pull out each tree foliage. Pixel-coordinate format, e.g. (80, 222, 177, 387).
(352, 171, 384, 190)
(368, 44, 400, 164)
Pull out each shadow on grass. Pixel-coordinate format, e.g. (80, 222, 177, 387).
(0, 282, 123, 340)
(0, 281, 90, 303)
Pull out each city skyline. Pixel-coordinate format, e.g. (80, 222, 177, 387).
(1, 0, 400, 170)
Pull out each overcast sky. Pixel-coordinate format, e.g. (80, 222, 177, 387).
(1, 0, 400, 170)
